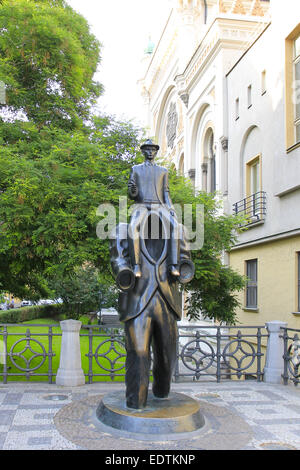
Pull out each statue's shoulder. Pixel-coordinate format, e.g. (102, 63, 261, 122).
(156, 165, 168, 173)
(131, 163, 144, 172)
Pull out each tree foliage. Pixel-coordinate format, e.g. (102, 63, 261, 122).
(48, 264, 118, 320)
(0, 0, 102, 129)
(167, 167, 246, 325)
(0, 0, 246, 324)
(0, 116, 142, 300)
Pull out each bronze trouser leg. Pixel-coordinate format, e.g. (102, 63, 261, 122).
(168, 215, 179, 267)
(124, 291, 178, 409)
(128, 206, 148, 267)
(125, 310, 153, 409)
(151, 292, 178, 398)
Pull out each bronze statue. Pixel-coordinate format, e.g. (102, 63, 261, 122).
(110, 140, 194, 410)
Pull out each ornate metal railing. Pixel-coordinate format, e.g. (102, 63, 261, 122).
(0, 323, 268, 383)
(282, 327, 300, 386)
(0, 324, 60, 383)
(81, 325, 126, 383)
(81, 324, 268, 383)
(174, 325, 267, 383)
(233, 191, 266, 227)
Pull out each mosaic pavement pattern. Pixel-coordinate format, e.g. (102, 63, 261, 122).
(0, 381, 300, 450)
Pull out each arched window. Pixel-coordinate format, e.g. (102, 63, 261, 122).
(178, 154, 184, 176)
(203, 127, 216, 193)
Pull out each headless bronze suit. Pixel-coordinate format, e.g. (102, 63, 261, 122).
(128, 160, 179, 276)
(109, 140, 194, 409)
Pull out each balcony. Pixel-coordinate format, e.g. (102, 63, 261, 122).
(233, 191, 266, 227)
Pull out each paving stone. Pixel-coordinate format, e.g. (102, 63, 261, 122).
(27, 437, 52, 446)
(3, 393, 22, 405)
(0, 410, 15, 426)
(257, 408, 278, 415)
(0, 432, 6, 448)
(0, 381, 300, 450)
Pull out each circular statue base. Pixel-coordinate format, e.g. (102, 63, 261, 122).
(96, 391, 205, 439)
(54, 393, 254, 450)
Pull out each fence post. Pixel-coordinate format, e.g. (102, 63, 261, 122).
(263, 321, 287, 384)
(56, 320, 85, 386)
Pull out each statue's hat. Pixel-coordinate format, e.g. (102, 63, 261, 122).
(140, 139, 159, 151)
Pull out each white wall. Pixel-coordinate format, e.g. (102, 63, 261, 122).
(226, 5, 300, 244)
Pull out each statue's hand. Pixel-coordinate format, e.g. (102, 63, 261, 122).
(129, 182, 138, 197)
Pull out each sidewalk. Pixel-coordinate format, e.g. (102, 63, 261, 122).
(0, 380, 300, 450)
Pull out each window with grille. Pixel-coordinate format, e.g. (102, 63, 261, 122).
(246, 259, 258, 309)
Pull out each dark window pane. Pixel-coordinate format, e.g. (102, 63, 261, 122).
(246, 259, 257, 308)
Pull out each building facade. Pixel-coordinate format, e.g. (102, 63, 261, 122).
(226, 0, 300, 327)
(138, 0, 300, 327)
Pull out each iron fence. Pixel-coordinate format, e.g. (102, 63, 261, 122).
(81, 325, 126, 383)
(0, 323, 268, 383)
(82, 324, 268, 384)
(0, 323, 60, 384)
(174, 324, 267, 383)
(282, 327, 300, 386)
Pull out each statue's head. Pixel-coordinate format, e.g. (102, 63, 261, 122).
(140, 139, 159, 161)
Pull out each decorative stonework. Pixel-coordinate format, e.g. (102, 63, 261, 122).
(166, 102, 178, 149)
(220, 136, 229, 151)
(219, 0, 227, 13)
(178, 100, 184, 135)
(148, 31, 178, 95)
(231, 0, 246, 15)
(188, 168, 196, 179)
(251, 0, 264, 17)
(180, 93, 189, 108)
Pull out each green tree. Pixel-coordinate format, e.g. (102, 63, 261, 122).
(0, 0, 245, 324)
(0, 115, 142, 299)
(48, 264, 118, 320)
(167, 167, 246, 325)
(0, 0, 102, 129)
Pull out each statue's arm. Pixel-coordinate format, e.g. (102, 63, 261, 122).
(163, 170, 175, 214)
(178, 224, 195, 284)
(128, 168, 138, 199)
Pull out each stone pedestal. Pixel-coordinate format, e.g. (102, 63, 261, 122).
(96, 391, 205, 440)
(56, 319, 85, 387)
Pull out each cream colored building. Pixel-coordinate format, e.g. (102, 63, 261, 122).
(226, 0, 300, 327)
(139, 0, 300, 328)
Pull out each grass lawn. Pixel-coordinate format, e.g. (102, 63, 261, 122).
(0, 317, 126, 383)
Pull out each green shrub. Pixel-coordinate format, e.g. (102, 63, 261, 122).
(0, 303, 65, 324)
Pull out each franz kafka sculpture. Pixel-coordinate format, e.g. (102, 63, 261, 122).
(110, 139, 195, 409)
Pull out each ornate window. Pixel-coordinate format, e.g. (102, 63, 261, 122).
(202, 128, 216, 193)
(166, 102, 178, 149)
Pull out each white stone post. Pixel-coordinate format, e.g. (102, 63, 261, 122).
(56, 319, 85, 386)
(263, 321, 287, 384)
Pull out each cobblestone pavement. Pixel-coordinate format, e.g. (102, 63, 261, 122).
(0, 380, 300, 450)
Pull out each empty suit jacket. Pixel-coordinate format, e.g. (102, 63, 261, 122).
(110, 222, 193, 323)
(128, 162, 173, 207)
